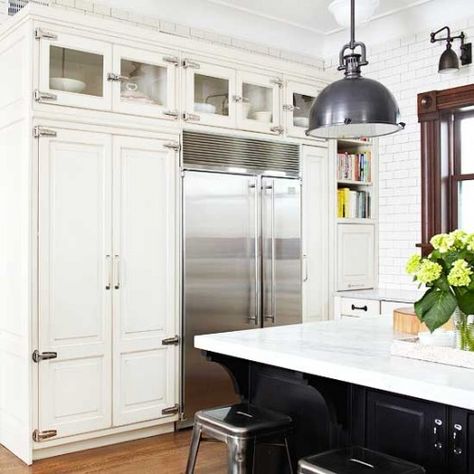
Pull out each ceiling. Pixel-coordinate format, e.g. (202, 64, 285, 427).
(102, 0, 471, 58)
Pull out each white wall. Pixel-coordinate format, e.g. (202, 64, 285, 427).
(327, 16, 474, 290)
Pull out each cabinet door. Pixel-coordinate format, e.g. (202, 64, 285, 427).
(112, 135, 179, 426)
(111, 45, 179, 120)
(366, 391, 447, 474)
(183, 58, 236, 128)
(38, 128, 113, 438)
(38, 27, 112, 110)
(236, 71, 282, 134)
(302, 145, 329, 321)
(284, 81, 323, 141)
(337, 223, 375, 290)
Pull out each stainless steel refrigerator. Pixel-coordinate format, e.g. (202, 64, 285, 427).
(182, 132, 301, 422)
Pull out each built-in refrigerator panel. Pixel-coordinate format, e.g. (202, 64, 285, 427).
(183, 170, 259, 420)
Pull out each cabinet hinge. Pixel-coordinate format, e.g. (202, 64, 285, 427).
(161, 404, 180, 416)
(181, 59, 200, 69)
(34, 89, 57, 102)
(34, 28, 58, 41)
(33, 126, 57, 139)
(270, 78, 284, 87)
(163, 142, 180, 152)
(163, 56, 180, 66)
(162, 110, 180, 119)
(32, 350, 58, 363)
(162, 335, 180, 346)
(32, 429, 57, 442)
(182, 112, 200, 122)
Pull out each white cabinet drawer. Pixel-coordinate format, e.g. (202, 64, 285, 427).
(340, 298, 380, 318)
(381, 300, 414, 315)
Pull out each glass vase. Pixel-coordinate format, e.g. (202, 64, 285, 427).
(454, 308, 474, 351)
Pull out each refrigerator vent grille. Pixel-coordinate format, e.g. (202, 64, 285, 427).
(183, 131, 300, 176)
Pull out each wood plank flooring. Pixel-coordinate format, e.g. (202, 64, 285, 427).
(0, 430, 227, 473)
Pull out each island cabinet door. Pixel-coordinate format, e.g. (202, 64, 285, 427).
(365, 390, 447, 474)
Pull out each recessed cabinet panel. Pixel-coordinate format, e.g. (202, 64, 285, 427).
(237, 71, 281, 134)
(38, 129, 113, 438)
(112, 45, 178, 119)
(112, 135, 178, 426)
(38, 28, 112, 110)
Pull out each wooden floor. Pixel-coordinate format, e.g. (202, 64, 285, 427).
(0, 430, 227, 474)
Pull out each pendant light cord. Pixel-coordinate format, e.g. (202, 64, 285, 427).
(350, 0, 355, 50)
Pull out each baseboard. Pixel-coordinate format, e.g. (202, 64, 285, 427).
(33, 423, 175, 460)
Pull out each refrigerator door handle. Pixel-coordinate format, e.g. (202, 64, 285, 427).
(264, 182, 276, 324)
(248, 179, 260, 325)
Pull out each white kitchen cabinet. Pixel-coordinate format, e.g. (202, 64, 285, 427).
(302, 145, 329, 321)
(337, 223, 375, 290)
(38, 129, 113, 438)
(37, 26, 113, 110)
(112, 136, 178, 426)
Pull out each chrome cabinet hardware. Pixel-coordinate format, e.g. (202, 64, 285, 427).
(181, 59, 200, 69)
(34, 28, 58, 40)
(162, 56, 180, 65)
(434, 418, 443, 449)
(183, 112, 200, 122)
(34, 89, 57, 102)
(283, 104, 300, 111)
(270, 78, 284, 87)
(32, 350, 57, 363)
(163, 110, 180, 119)
(163, 142, 180, 151)
(303, 254, 309, 282)
(248, 179, 259, 326)
(114, 255, 120, 290)
(105, 255, 111, 290)
(453, 423, 463, 455)
(33, 126, 57, 138)
(351, 304, 368, 311)
(107, 73, 129, 82)
(32, 429, 57, 442)
(232, 95, 243, 103)
(270, 126, 284, 134)
(162, 404, 180, 415)
(162, 336, 180, 346)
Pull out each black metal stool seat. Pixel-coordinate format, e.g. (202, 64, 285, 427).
(186, 403, 294, 474)
(298, 447, 425, 474)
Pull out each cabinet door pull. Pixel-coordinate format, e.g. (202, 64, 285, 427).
(114, 255, 120, 290)
(105, 255, 111, 290)
(351, 304, 368, 311)
(453, 424, 463, 455)
(434, 418, 443, 449)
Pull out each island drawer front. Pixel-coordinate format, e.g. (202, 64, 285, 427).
(340, 298, 380, 318)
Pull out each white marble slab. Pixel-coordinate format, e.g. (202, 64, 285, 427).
(335, 288, 423, 303)
(195, 317, 474, 410)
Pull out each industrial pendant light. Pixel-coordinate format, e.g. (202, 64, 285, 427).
(307, 0, 405, 139)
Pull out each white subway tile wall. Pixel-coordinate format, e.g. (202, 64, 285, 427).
(327, 17, 474, 290)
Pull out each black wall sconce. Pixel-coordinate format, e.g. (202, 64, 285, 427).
(430, 26, 472, 73)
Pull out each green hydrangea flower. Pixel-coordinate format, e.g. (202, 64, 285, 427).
(430, 233, 455, 253)
(415, 260, 443, 284)
(447, 259, 473, 287)
(466, 234, 474, 252)
(406, 254, 422, 275)
(450, 230, 468, 248)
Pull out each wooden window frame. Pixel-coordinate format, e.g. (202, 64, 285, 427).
(417, 84, 474, 255)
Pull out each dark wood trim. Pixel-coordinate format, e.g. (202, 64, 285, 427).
(418, 83, 474, 255)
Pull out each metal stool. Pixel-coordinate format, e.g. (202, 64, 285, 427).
(298, 447, 425, 474)
(186, 403, 294, 474)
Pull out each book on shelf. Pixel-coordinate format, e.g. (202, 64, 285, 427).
(337, 187, 371, 219)
(337, 151, 371, 183)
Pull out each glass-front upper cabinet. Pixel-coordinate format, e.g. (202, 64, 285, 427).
(37, 28, 113, 110)
(284, 80, 323, 140)
(236, 71, 282, 135)
(183, 59, 236, 128)
(111, 45, 179, 120)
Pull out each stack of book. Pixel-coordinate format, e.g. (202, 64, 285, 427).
(337, 188, 371, 219)
(337, 152, 371, 182)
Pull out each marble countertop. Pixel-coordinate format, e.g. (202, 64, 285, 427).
(335, 288, 423, 303)
(195, 317, 474, 410)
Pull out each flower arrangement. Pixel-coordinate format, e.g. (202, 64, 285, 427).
(406, 230, 474, 339)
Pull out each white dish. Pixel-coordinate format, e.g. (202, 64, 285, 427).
(194, 102, 216, 114)
(50, 77, 86, 93)
(293, 116, 309, 128)
(253, 111, 272, 122)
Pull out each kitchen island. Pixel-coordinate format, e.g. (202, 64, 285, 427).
(195, 317, 474, 474)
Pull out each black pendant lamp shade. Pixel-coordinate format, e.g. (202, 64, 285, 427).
(438, 42, 460, 73)
(307, 0, 404, 139)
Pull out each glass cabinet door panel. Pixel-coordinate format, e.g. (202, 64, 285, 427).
(292, 92, 316, 129)
(194, 74, 229, 116)
(49, 46, 103, 96)
(242, 83, 273, 123)
(120, 59, 168, 107)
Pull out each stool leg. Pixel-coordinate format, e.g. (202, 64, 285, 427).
(226, 437, 255, 474)
(284, 435, 295, 474)
(185, 423, 202, 474)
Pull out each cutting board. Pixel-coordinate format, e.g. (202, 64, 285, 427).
(393, 307, 454, 334)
